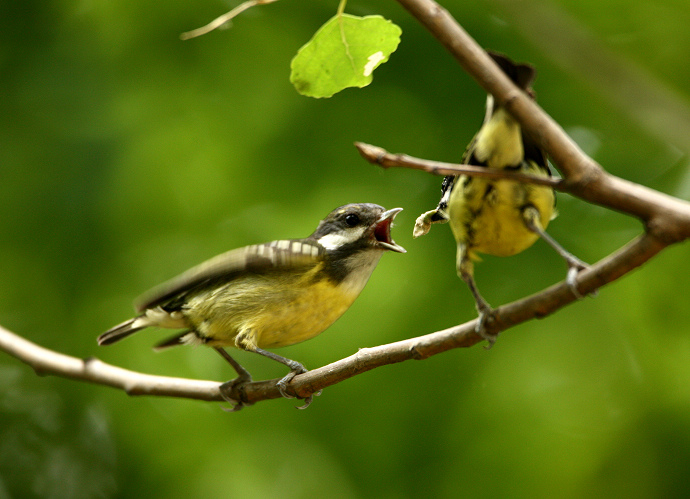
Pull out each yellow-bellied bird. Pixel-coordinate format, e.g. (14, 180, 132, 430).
(99, 203, 405, 408)
(414, 52, 587, 346)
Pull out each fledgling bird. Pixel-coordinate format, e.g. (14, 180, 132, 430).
(414, 51, 587, 346)
(99, 203, 405, 408)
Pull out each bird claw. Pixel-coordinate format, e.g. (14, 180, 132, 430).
(276, 372, 298, 399)
(295, 390, 322, 410)
(276, 367, 317, 409)
(219, 374, 253, 412)
(564, 257, 590, 299)
(566, 266, 584, 299)
(475, 306, 499, 349)
(221, 402, 246, 413)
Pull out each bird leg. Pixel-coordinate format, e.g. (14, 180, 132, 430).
(251, 346, 316, 409)
(522, 207, 590, 299)
(458, 255, 499, 348)
(234, 331, 315, 408)
(215, 347, 254, 412)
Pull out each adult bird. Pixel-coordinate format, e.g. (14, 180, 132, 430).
(414, 51, 587, 346)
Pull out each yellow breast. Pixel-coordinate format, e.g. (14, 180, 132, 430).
(183, 265, 362, 350)
(447, 168, 555, 258)
(249, 279, 358, 348)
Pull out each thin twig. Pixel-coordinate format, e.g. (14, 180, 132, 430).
(180, 0, 279, 40)
(354, 142, 563, 188)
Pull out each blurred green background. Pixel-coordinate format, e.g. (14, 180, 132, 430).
(2, 0, 690, 497)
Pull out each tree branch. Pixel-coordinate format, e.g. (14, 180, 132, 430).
(0, 325, 222, 401)
(354, 142, 563, 188)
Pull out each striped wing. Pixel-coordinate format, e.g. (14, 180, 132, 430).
(134, 239, 323, 313)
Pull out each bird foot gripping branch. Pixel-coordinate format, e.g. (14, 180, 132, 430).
(474, 305, 500, 349)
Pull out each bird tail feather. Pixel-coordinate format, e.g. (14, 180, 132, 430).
(97, 317, 147, 346)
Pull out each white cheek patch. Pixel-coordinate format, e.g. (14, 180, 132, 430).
(318, 226, 367, 250)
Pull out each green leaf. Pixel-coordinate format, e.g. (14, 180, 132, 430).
(290, 14, 402, 98)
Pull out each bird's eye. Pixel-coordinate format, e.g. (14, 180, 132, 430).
(345, 213, 360, 227)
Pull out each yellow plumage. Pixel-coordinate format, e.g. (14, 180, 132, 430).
(99, 203, 405, 408)
(447, 108, 555, 262)
(415, 52, 585, 345)
(182, 264, 362, 350)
